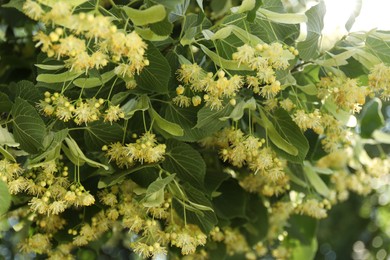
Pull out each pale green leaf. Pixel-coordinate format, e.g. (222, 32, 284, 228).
(0, 146, 16, 162)
(36, 71, 82, 83)
(297, 2, 326, 60)
(64, 137, 109, 170)
(200, 44, 251, 71)
(257, 8, 307, 24)
(135, 28, 170, 41)
(0, 127, 19, 147)
(123, 5, 166, 26)
(35, 64, 65, 70)
(316, 49, 357, 67)
(149, 106, 184, 136)
(121, 95, 149, 119)
(28, 129, 68, 166)
(73, 70, 116, 89)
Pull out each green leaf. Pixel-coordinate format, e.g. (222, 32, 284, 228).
(149, 106, 184, 136)
(220, 98, 256, 121)
(0, 92, 12, 113)
(110, 91, 131, 106)
(73, 70, 116, 89)
(135, 43, 170, 93)
(163, 139, 206, 188)
(63, 137, 109, 170)
(0, 146, 16, 162)
(323, 99, 351, 125)
(366, 34, 390, 64)
(286, 215, 318, 260)
(173, 182, 217, 233)
(12, 98, 46, 154)
(258, 108, 309, 163)
(121, 95, 149, 119)
(2, 0, 24, 12)
(98, 164, 157, 188)
(165, 105, 210, 142)
(251, 9, 299, 44)
(304, 161, 330, 197)
(12, 81, 41, 104)
(199, 44, 251, 71)
(297, 2, 326, 60)
(0, 180, 11, 216)
(360, 98, 384, 138)
(257, 8, 307, 24)
(150, 17, 174, 36)
(259, 109, 298, 156)
(0, 127, 19, 147)
(36, 71, 82, 83)
(84, 121, 124, 150)
(123, 5, 166, 26)
(142, 174, 176, 207)
(195, 105, 233, 131)
(213, 179, 248, 219)
(28, 129, 68, 167)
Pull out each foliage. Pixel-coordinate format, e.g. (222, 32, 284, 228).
(1, 0, 390, 259)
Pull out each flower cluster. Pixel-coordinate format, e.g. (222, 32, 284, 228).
(38, 92, 125, 125)
(105, 132, 166, 168)
(2, 159, 95, 216)
(24, 0, 148, 78)
(317, 75, 369, 113)
(202, 127, 287, 183)
(368, 63, 390, 100)
(175, 65, 243, 110)
(291, 108, 350, 152)
(233, 43, 297, 98)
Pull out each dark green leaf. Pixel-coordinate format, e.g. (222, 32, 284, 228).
(135, 43, 170, 93)
(286, 215, 318, 260)
(195, 105, 232, 132)
(84, 121, 124, 150)
(213, 179, 248, 220)
(150, 17, 174, 36)
(12, 98, 46, 154)
(0, 92, 12, 112)
(163, 139, 206, 188)
(360, 98, 384, 138)
(173, 182, 217, 233)
(165, 105, 210, 142)
(11, 80, 41, 104)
